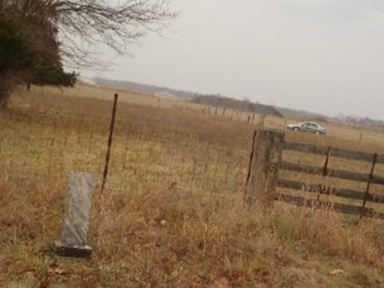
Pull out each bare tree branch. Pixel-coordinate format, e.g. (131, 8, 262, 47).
(1, 0, 176, 67)
(56, 0, 176, 67)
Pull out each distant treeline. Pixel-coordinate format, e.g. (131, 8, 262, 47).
(93, 77, 384, 131)
(192, 95, 283, 118)
(337, 115, 384, 132)
(94, 77, 197, 100)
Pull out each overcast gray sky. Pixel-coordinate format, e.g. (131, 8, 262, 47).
(86, 0, 384, 119)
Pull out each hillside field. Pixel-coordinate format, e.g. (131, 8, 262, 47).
(1, 84, 384, 287)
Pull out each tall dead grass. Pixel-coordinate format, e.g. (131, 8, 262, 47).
(2, 170, 384, 287)
(1, 86, 384, 287)
(273, 204, 384, 266)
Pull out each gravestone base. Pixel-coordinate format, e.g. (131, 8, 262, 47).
(55, 241, 92, 258)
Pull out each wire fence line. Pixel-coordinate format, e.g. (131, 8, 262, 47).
(4, 94, 384, 220)
(0, 103, 255, 199)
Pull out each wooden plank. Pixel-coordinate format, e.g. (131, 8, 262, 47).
(331, 147, 375, 163)
(284, 141, 329, 156)
(328, 168, 370, 183)
(284, 141, 384, 164)
(275, 194, 384, 219)
(377, 155, 384, 164)
(281, 161, 322, 174)
(372, 175, 384, 185)
(277, 179, 384, 204)
(281, 161, 384, 185)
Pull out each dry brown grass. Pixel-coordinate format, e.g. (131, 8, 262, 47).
(1, 84, 384, 287)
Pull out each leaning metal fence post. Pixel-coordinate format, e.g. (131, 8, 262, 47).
(245, 129, 284, 209)
(317, 146, 332, 201)
(361, 153, 377, 217)
(101, 93, 118, 194)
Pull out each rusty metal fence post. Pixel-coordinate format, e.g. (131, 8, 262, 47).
(245, 129, 284, 209)
(101, 93, 118, 194)
(317, 146, 332, 200)
(361, 153, 378, 216)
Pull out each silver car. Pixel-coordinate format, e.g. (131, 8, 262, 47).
(287, 122, 327, 135)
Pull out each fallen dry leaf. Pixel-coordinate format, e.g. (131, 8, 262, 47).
(329, 269, 344, 275)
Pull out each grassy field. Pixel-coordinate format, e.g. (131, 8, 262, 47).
(1, 83, 384, 287)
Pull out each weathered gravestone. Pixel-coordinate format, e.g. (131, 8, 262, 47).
(55, 171, 94, 258)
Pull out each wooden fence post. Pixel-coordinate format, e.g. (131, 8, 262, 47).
(359, 131, 364, 144)
(245, 129, 284, 209)
(260, 114, 266, 127)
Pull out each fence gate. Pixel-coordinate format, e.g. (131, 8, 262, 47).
(246, 129, 384, 219)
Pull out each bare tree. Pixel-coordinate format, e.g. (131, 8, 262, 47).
(57, 0, 175, 67)
(3, 0, 174, 65)
(0, 0, 175, 108)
